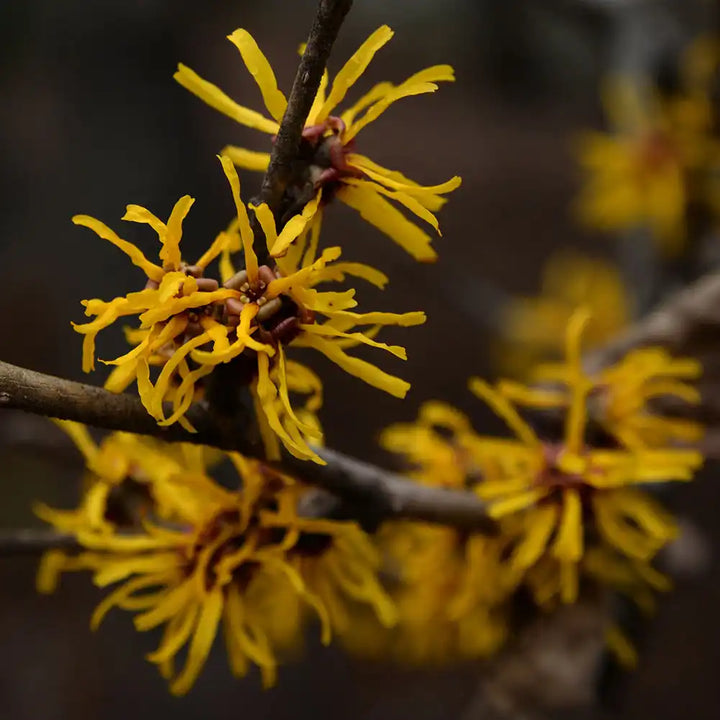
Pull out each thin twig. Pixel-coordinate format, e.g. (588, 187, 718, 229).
(0, 528, 78, 557)
(0, 360, 495, 533)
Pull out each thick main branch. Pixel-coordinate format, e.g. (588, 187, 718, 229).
(0, 360, 494, 533)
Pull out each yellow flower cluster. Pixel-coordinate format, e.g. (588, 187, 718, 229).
(576, 43, 720, 255)
(35, 420, 217, 536)
(473, 310, 702, 604)
(370, 311, 702, 665)
(73, 154, 426, 462)
(37, 426, 395, 695)
(175, 25, 461, 262)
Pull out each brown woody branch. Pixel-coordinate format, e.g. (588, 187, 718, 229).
(583, 269, 720, 457)
(585, 269, 720, 372)
(4, 269, 720, 537)
(0, 360, 495, 534)
(260, 0, 353, 210)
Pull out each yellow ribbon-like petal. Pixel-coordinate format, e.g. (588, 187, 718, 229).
(228, 29, 288, 123)
(316, 25, 394, 122)
(295, 333, 411, 398)
(221, 145, 271, 172)
(337, 184, 436, 261)
(174, 64, 280, 134)
(219, 155, 258, 284)
(73, 215, 163, 283)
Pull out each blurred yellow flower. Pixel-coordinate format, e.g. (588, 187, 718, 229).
(266, 500, 397, 638)
(369, 523, 513, 664)
(583, 544, 671, 616)
(37, 450, 396, 694)
(682, 36, 720, 98)
(74, 157, 424, 461)
(175, 26, 461, 261)
(586, 347, 702, 450)
(380, 400, 480, 488)
(369, 319, 701, 661)
(472, 310, 701, 604)
(575, 77, 720, 255)
(498, 251, 631, 377)
(34, 420, 208, 535)
(360, 402, 518, 664)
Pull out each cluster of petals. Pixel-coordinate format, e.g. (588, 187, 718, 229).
(470, 311, 702, 603)
(575, 60, 720, 256)
(381, 310, 703, 626)
(498, 250, 631, 378)
(37, 431, 396, 694)
(73, 156, 425, 461)
(175, 25, 461, 262)
(369, 403, 517, 663)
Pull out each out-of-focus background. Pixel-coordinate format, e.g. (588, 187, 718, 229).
(1, 0, 718, 718)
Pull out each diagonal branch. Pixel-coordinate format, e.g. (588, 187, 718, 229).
(5, 269, 720, 535)
(0, 360, 495, 533)
(585, 269, 720, 371)
(583, 268, 720, 456)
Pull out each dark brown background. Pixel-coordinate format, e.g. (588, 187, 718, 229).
(0, 1, 717, 718)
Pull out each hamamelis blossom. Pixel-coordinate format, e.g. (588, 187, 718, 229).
(504, 345, 703, 451)
(575, 77, 720, 255)
(190, 157, 425, 463)
(497, 307, 703, 451)
(380, 401, 480, 488)
(593, 349, 703, 448)
(74, 157, 424, 461)
(38, 451, 396, 694)
(350, 522, 514, 665)
(470, 311, 702, 603)
(175, 26, 461, 262)
(260, 487, 397, 638)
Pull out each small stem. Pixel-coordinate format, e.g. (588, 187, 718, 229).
(0, 529, 78, 556)
(282, 448, 496, 533)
